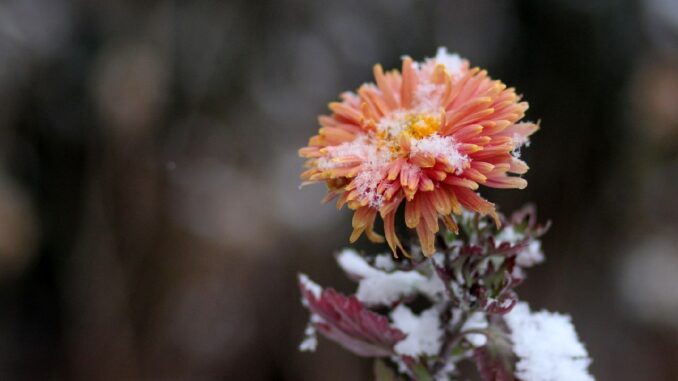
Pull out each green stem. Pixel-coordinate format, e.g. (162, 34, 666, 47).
(410, 363, 434, 381)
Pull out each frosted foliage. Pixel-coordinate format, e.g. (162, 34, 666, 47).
(461, 312, 488, 347)
(299, 273, 322, 299)
(299, 322, 318, 351)
(336, 248, 381, 278)
(336, 249, 445, 306)
(505, 303, 594, 381)
(517, 240, 544, 267)
(495, 226, 523, 243)
(434, 47, 464, 78)
(374, 254, 396, 271)
(434, 362, 457, 381)
(391, 305, 442, 356)
(298, 274, 323, 352)
(357, 274, 424, 306)
(410, 134, 469, 174)
(495, 227, 544, 267)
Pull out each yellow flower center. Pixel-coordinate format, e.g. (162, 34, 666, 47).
(374, 112, 442, 157)
(401, 114, 441, 140)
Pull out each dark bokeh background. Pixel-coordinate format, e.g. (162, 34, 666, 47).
(0, 0, 677, 379)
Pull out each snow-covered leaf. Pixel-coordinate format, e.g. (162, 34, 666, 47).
(504, 302, 594, 381)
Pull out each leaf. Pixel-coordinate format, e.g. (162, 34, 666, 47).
(473, 317, 516, 381)
(397, 356, 435, 381)
(299, 275, 406, 357)
(409, 362, 434, 381)
(474, 346, 515, 381)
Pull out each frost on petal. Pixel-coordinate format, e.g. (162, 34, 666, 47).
(410, 134, 469, 174)
(300, 48, 539, 254)
(504, 302, 594, 381)
(298, 274, 406, 357)
(377, 110, 411, 137)
(391, 305, 442, 357)
(434, 47, 464, 78)
(511, 132, 531, 159)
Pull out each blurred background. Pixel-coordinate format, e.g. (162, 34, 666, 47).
(0, 0, 676, 379)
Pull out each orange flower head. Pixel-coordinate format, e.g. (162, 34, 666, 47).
(299, 48, 539, 257)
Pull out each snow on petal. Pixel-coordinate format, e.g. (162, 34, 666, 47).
(410, 134, 469, 174)
(434, 47, 464, 78)
(300, 47, 539, 256)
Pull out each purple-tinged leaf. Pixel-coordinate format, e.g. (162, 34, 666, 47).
(481, 290, 518, 315)
(299, 275, 406, 357)
(509, 203, 551, 236)
(474, 346, 515, 381)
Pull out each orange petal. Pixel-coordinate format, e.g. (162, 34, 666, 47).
(463, 168, 487, 184)
(444, 176, 479, 190)
(442, 215, 459, 234)
(454, 187, 496, 217)
(400, 57, 417, 109)
(485, 176, 527, 189)
(410, 153, 436, 168)
(404, 198, 420, 228)
(416, 223, 436, 257)
(329, 102, 362, 124)
(381, 198, 407, 257)
(373, 64, 399, 110)
(509, 158, 529, 174)
(350, 206, 378, 242)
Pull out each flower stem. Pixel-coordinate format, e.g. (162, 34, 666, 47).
(409, 363, 434, 381)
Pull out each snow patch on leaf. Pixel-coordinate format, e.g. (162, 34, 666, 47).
(462, 312, 489, 347)
(391, 305, 443, 357)
(504, 302, 594, 381)
(337, 249, 445, 306)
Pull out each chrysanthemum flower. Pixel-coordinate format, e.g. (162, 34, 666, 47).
(300, 48, 538, 256)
